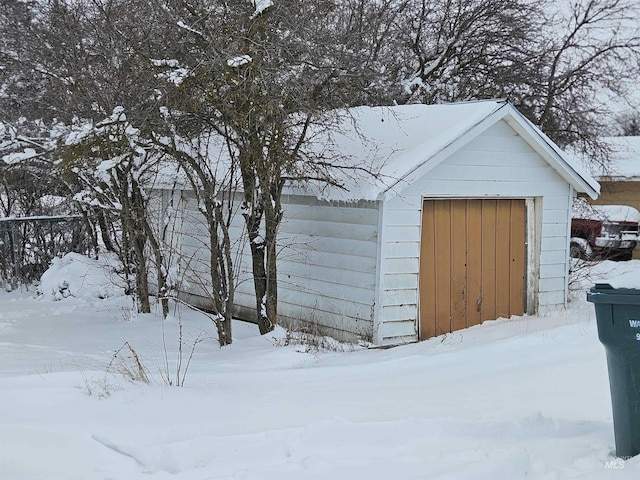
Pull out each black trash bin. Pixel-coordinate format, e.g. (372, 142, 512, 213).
(587, 283, 640, 459)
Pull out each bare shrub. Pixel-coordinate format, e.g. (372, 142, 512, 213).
(106, 341, 151, 384)
(159, 313, 209, 387)
(273, 325, 360, 354)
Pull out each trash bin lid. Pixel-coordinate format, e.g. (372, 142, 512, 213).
(588, 283, 640, 304)
(592, 283, 640, 292)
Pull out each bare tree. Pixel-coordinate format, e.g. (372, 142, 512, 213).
(617, 114, 640, 136)
(154, 130, 240, 346)
(382, 0, 640, 156)
(154, 0, 388, 334)
(0, 0, 182, 313)
(61, 108, 173, 315)
(515, 0, 640, 158)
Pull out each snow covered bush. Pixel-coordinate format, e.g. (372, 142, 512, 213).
(37, 252, 126, 301)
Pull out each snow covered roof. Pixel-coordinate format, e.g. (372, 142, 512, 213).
(573, 199, 640, 223)
(295, 100, 600, 201)
(591, 136, 640, 181)
(154, 100, 599, 202)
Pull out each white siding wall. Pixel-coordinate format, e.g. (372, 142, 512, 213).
(176, 194, 235, 301)
(152, 190, 254, 312)
(172, 190, 380, 342)
(146, 187, 188, 296)
(374, 120, 573, 344)
(273, 196, 379, 341)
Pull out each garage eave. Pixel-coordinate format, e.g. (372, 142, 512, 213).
(502, 106, 600, 201)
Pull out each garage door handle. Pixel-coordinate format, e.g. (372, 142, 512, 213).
(476, 296, 482, 313)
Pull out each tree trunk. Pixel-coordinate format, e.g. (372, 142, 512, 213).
(209, 227, 233, 346)
(132, 231, 151, 314)
(250, 239, 272, 334)
(262, 184, 282, 334)
(120, 175, 150, 314)
(97, 210, 117, 253)
(142, 218, 169, 318)
(239, 153, 274, 335)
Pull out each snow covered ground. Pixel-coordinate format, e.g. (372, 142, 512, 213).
(1, 256, 639, 479)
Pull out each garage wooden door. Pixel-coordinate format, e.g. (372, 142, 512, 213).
(419, 199, 526, 340)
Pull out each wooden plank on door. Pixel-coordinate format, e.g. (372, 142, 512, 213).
(495, 200, 512, 318)
(480, 200, 497, 322)
(509, 200, 526, 316)
(451, 200, 467, 332)
(466, 200, 483, 328)
(419, 201, 437, 340)
(434, 200, 452, 336)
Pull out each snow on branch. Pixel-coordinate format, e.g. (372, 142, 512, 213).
(65, 106, 143, 150)
(64, 123, 93, 146)
(251, 0, 273, 19)
(177, 20, 204, 37)
(227, 55, 253, 68)
(151, 59, 191, 86)
(2, 148, 39, 165)
(0, 120, 58, 165)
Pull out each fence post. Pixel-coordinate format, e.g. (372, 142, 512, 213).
(10, 219, 19, 289)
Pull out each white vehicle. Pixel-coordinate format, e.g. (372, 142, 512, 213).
(570, 200, 640, 261)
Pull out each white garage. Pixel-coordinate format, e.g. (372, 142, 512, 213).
(163, 99, 599, 345)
